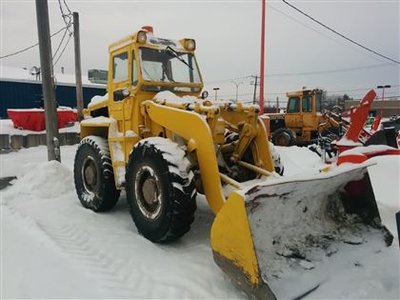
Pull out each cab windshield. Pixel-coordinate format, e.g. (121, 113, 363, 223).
(140, 47, 201, 84)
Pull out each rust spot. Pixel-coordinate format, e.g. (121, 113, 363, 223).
(246, 185, 260, 195)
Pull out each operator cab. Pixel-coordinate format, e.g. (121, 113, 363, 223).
(109, 26, 204, 98)
(286, 89, 323, 114)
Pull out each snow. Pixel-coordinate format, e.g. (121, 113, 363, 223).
(0, 119, 80, 136)
(125, 130, 138, 138)
(245, 162, 396, 299)
(0, 65, 105, 88)
(340, 144, 397, 155)
(147, 34, 184, 51)
(154, 90, 198, 104)
(1, 144, 399, 298)
(80, 116, 111, 125)
(88, 93, 108, 108)
(336, 136, 363, 146)
(108, 117, 125, 185)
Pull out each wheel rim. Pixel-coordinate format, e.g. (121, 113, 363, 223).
(134, 165, 162, 220)
(276, 132, 291, 146)
(82, 156, 98, 193)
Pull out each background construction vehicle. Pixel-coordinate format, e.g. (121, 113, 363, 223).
(267, 88, 341, 146)
(73, 27, 392, 299)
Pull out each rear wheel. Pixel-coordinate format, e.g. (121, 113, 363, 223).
(126, 137, 197, 243)
(272, 128, 296, 146)
(74, 136, 120, 212)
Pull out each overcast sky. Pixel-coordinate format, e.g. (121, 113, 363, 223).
(1, 0, 399, 103)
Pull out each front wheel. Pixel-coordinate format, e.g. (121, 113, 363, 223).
(74, 136, 120, 212)
(126, 137, 197, 243)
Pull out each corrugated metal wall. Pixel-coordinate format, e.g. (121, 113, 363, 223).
(0, 80, 106, 118)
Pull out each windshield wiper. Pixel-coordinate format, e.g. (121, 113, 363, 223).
(165, 46, 193, 70)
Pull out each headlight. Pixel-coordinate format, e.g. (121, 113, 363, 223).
(181, 39, 196, 51)
(186, 39, 196, 50)
(137, 31, 147, 43)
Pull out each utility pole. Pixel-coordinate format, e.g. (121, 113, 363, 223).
(259, 0, 266, 115)
(231, 80, 243, 103)
(73, 12, 84, 121)
(213, 87, 220, 101)
(35, 0, 60, 162)
(276, 96, 279, 113)
(250, 75, 259, 105)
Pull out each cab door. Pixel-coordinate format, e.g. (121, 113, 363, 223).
(285, 96, 303, 130)
(301, 94, 314, 129)
(109, 49, 131, 128)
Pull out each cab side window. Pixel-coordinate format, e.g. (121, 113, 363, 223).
(113, 52, 128, 82)
(132, 51, 138, 86)
(302, 95, 312, 112)
(287, 97, 300, 113)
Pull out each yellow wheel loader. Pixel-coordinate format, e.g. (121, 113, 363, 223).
(74, 27, 393, 299)
(267, 89, 341, 146)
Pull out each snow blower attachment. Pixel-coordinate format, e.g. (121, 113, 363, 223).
(74, 28, 393, 300)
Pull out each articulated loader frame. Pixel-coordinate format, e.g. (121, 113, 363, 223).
(142, 100, 274, 214)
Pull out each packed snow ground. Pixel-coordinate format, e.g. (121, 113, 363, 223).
(1, 145, 399, 299)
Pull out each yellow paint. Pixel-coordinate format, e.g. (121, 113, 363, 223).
(268, 88, 340, 144)
(80, 121, 110, 139)
(79, 28, 279, 286)
(144, 101, 225, 214)
(210, 192, 260, 285)
(320, 165, 331, 173)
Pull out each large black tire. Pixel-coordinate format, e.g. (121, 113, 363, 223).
(125, 137, 197, 243)
(272, 128, 296, 146)
(74, 136, 120, 212)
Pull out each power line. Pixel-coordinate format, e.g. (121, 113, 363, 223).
(57, 0, 73, 34)
(267, 3, 386, 63)
(53, 0, 73, 65)
(213, 84, 400, 99)
(52, 27, 69, 60)
(205, 61, 397, 85)
(0, 26, 68, 60)
(266, 63, 397, 78)
(281, 0, 400, 64)
(53, 31, 73, 67)
(63, 0, 72, 15)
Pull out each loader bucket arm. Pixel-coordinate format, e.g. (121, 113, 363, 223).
(211, 163, 392, 299)
(143, 100, 226, 213)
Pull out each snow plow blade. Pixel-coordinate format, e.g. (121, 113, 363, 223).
(211, 164, 393, 299)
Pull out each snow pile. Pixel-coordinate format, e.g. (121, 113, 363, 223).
(276, 145, 324, 176)
(88, 93, 108, 108)
(7, 161, 74, 199)
(0, 119, 80, 135)
(154, 90, 198, 104)
(81, 116, 111, 124)
(7, 106, 75, 112)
